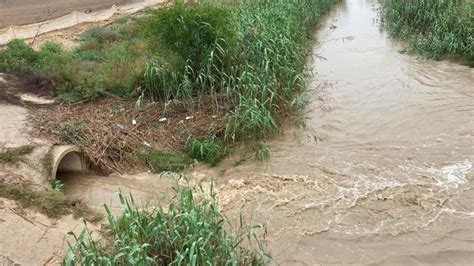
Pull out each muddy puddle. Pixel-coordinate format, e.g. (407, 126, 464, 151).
(56, 0, 474, 264)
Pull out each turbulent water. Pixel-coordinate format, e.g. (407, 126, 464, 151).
(208, 0, 474, 264)
(59, 0, 473, 264)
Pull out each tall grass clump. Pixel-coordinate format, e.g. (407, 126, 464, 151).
(186, 138, 229, 166)
(140, 149, 193, 173)
(380, 0, 474, 64)
(64, 184, 269, 265)
(143, 0, 340, 142)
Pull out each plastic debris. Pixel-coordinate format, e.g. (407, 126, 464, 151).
(132, 119, 137, 125)
(159, 118, 167, 123)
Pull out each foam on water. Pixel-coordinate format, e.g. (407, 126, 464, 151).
(423, 160, 472, 189)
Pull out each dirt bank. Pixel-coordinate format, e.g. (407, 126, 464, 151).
(0, 0, 143, 28)
(0, 198, 85, 265)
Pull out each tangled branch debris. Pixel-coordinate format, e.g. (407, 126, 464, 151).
(32, 97, 226, 174)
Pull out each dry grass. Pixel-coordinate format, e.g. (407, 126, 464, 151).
(32, 97, 226, 173)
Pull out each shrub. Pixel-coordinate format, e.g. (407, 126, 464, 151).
(186, 138, 229, 166)
(144, 1, 237, 69)
(64, 184, 269, 265)
(0, 39, 37, 73)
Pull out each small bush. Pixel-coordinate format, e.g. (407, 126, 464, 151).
(64, 184, 269, 265)
(50, 179, 64, 192)
(144, 1, 237, 69)
(186, 138, 229, 166)
(0, 39, 37, 73)
(140, 149, 192, 172)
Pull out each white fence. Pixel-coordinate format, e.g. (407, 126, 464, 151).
(0, 0, 168, 45)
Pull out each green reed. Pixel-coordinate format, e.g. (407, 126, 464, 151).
(64, 182, 269, 265)
(380, 0, 473, 64)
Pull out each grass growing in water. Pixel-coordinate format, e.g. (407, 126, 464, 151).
(379, 0, 474, 64)
(64, 183, 269, 265)
(254, 141, 271, 161)
(140, 149, 193, 173)
(186, 138, 229, 166)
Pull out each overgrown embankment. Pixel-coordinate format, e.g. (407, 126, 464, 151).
(379, 0, 473, 64)
(1, 0, 339, 171)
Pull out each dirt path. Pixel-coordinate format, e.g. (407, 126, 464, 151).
(0, 198, 83, 265)
(0, 0, 141, 28)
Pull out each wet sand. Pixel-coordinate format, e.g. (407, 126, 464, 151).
(0, 0, 142, 28)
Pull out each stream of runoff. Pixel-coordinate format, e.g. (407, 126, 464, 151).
(207, 0, 474, 264)
(59, 0, 473, 264)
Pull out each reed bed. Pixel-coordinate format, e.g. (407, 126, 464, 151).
(380, 0, 473, 64)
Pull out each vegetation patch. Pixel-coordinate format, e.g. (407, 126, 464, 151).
(186, 138, 229, 166)
(64, 184, 268, 265)
(6, 0, 339, 171)
(254, 141, 271, 162)
(0, 180, 101, 222)
(0, 145, 34, 163)
(380, 0, 474, 64)
(140, 149, 193, 173)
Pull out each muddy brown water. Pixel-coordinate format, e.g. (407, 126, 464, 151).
(57, 0, 473, 264)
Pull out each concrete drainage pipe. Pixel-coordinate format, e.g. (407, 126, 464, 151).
(50, 145, 87, 180)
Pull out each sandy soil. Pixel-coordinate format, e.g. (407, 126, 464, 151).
(0, 198, 83, 265)
(0, 0, 142, 28)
